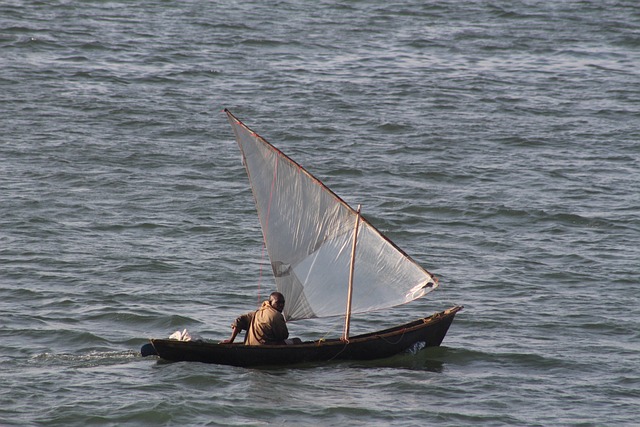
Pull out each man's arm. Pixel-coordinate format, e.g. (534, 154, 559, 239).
(221, 326, 241, 344)
(220, 312, 253, 344)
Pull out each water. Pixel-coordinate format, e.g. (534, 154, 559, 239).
(1, 1, 638, 425)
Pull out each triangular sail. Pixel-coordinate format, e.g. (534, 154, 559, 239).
(225, 109, 438, 321)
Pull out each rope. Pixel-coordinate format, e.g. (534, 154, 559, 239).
(316, 317, 344, 344)
(378, 328, 407, 345)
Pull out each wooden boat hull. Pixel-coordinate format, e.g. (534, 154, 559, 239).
(144, 306, 462, 367)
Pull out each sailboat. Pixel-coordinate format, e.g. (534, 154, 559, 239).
(142, 109, 462, 367)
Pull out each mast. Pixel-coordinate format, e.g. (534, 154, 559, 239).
(342, 205, 361, 342)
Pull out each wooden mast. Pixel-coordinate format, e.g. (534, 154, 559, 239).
(342, 205, 361, 342)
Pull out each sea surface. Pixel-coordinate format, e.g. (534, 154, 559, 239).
(1, 1, 638, 426)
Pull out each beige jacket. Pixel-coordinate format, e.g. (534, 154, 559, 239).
(232, 301, 289, 345)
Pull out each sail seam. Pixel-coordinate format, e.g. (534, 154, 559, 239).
(257, 154, 279, 305)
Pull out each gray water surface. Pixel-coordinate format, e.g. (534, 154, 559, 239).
(1, 1, 638, 425)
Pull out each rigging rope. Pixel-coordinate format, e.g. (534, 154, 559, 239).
(317, 317, 344, 344)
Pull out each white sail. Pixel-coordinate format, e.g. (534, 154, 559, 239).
(225, 110, 438, 321)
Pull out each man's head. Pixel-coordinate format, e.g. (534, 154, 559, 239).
(269, 291, 285, 313)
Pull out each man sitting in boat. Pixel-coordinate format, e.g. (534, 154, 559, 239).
(221, 291, 289, 345)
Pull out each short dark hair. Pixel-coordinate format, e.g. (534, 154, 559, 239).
(269, 291, 285, 305)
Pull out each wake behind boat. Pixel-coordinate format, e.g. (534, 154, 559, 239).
(141, 109, 462, 366)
